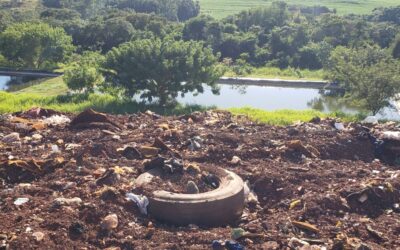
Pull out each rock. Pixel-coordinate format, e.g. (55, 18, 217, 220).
(1, 132, 20, 144)
(32, 232, 44, 242)
(187, 181, 199, 194)
(230, 156, 241, 165)
(14, 197, 29, 206)
(70, 108, 120, 129)
(96, 169, 121, 186)
(53, 197, 82, 206)
(262, 241, 279, 250)
(101, 214, 118, 231)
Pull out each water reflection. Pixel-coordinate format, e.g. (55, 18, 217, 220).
(0, 75, 43, 91)
(177, 84, 363, 114)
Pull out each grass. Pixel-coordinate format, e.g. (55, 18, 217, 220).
(198, 0, 400, 19)
(228, 106, 363, 125)
(0, 91, 212, 115)
(225, 67, 325, 80)
(15, 76, 68, 96)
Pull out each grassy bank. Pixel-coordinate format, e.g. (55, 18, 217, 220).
(0, 91, 211, 115)
(198, 0, 400, 19)
(15, 76, 68, 96)
(229, 107, 363, 126)
(225, 67, 325, 81)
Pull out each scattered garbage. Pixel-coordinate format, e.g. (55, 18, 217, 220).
(14, 197, 29, 206)
(188, 136, 203, 151)
(43, 115, 71, 126)
(202, 173, 220, 188)
(230, 156, 241, 165)
(243, 181, 258, 204)
(292, 221, 319, 233)
(334, 122, 345, 131)
(53, 197, 82, 206)
(126, 193, 149, 215)
(32, 232, 45, 242)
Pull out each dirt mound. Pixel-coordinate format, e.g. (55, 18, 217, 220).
(0, 110, 399, 249)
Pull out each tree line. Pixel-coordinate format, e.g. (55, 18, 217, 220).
(0, 1, 399, 113)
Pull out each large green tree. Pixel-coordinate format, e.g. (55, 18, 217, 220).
(0, 22, 75, 69)
(327, 46, 400, 114)
(104, 38, 224, 105)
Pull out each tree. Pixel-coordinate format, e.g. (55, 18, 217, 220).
(0, 22, 75, 69)
(104, 38, 224, 105)
(392, 35, 400, 59)
(64, 52, 104, 92)
(327, 46, 400, 115)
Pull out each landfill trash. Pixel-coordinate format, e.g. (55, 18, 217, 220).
(69, 222, 85, 237)
(126, 193, 149, 215)
(53, 197, 82, 206)
(292, 221, 319, 233)
(212, 240, 225, 250)
(101, 214, 119, 231)
(51, 145, 60, 153)
(187, 181, 199, 194)
(14, 197, 29, 206)
(334, 122, 345, 131)
(96, 169, 121, 186)
(32, 134, 43, 141)
(286, 140, 320, 158)
(289, 237, 310, 248)
(43, 115, 71, 126)
(202, 173, 220, 188)
(225, 240, 245, 250)
(362, 116, 379, 125)
(188, 136, 203, 151)
(32, 231, 44, 242)
(139, 146, 160, 157)
(230, 156, 241, 165)
(381, 131, 400, 140)
(1, 132, 20, 144)
(231, 228, 247, 240)
(20, 107, 58, 118)
(163, 157, 183, 173)
(243, 181, 258, 204)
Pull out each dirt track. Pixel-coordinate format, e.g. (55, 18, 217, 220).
(0, 109, 399, 249)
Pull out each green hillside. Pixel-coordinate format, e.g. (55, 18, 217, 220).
(198, 0, 399, 19)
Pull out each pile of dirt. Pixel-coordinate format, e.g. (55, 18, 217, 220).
(0, 108, 399, 249)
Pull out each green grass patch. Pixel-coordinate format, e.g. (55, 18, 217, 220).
(228, 107, 362, 126)
(198, 0, 400, 19)
(0, 91, 212, 115)
(15, 76, 68, 96)
(225, 67, 325, 80)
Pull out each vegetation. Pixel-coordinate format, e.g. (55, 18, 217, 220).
(197, 0, 400, 19)
(327, 45, 400, 114)
(104, 38, 223, 105)
(229, 107, 363, 126)
(0, 0, 399, 117)
(0, 22, 74, 69)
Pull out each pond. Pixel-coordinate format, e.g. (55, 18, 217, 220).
(177, 83, 400, 120)
(0, 75, 44, 92)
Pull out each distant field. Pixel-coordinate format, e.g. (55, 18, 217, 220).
(198, 0, 399, 19)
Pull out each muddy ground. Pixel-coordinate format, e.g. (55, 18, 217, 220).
(0, 109, 399, 250)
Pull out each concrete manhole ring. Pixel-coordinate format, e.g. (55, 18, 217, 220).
(135, 167, 245, 226)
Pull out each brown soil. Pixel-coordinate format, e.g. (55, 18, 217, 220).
(0, 109, 399, 249)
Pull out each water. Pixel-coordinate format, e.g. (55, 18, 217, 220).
(177, 84, 400, 120)
(177, 84, 360, 113)
(0, 76, 11, 90)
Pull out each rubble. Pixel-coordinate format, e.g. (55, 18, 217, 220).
(0, 109, 399, 248)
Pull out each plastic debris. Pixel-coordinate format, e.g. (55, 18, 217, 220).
(243, 181, 258, 204)
(231, 228, 247, 240)
(188, 136, 203, 151)
(43, 115, 71, 126)
(126, 193, 149, 215)
(225, 240, 245, 250)
(381, 131, 400, 141)
(202, 173, 220, 188)
(292, 221, 319, 233)
(334, 122, 345, 131)
(14, 197, 29, 206)
(53, 197, 82, 206)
